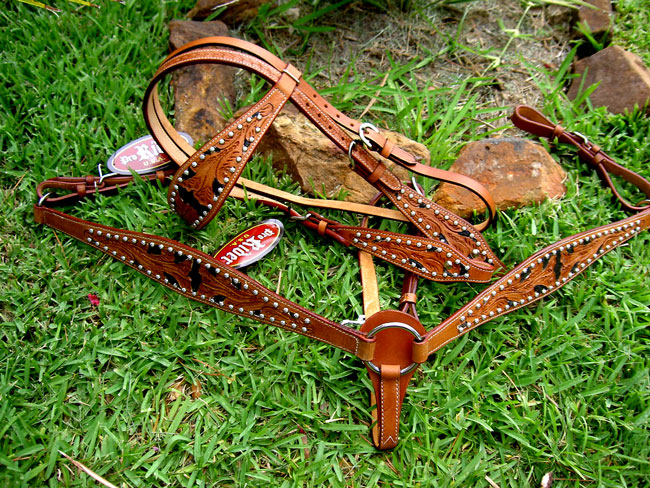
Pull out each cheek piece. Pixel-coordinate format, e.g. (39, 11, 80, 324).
(34, 37, 650, 450)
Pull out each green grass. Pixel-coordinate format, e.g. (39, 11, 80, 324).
(1, 0, 650, 487)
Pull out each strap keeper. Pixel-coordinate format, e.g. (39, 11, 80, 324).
(317, 220, 328, 237)
(282, 63, 302, 84)
(592, 152, 605, 166)
(367, 162, 387, 184)
(399, 293, 417, 305)
(77, 184, 86, 198)
(380, 138, 395, 158)
(551, 124, 564, 140)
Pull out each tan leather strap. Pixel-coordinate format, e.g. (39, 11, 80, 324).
(413, 208, 650, 361)
(33, 204, 377, 361)
(360, 310, 426, 450)
(143, 37, 502, 268)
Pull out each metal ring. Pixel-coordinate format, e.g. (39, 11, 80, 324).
(636, 199, 650, 208)
(97, 163, 118, 185)
(573, 131, 590, 146)
(358, 122, 379, 148)
(411, 176, 425, 197)
(38, 192, 52, 206)
(347, 139, 358, 169)
(289, 212, 312, 221)
(364, 321, 423, 375)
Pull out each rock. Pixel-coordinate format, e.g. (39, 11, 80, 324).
(168, 21, 238, 144)
(432, 138, 566, 217)
(567, 45, 650, 114)
(188, 0, 272, 24)
(255, 105, 424, 203)
(576, 0, 612, 38)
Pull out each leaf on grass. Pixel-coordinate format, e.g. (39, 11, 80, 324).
(191, 380, 202, 399)
(58, 451, 118, 488)
(17, 0, 61, 13)
(66, 0, 100, 7)
(541, 472, 553, 488)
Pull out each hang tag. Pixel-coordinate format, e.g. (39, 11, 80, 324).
(106, 133, 194, 175)
(214, 219, 284, 269)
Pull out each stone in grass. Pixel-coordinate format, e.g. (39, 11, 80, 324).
(575, 0, 613, 39)
(432, 138, 566, 218)
(255, 105, 426, 204)
(168, 20, 237, 144)
(568, 45, 650, 114)
(188, 0, 273, 24)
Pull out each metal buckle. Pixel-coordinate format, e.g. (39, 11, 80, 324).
(364, 321, 423, 375)
(341, 314, 366, 327)
(289, 212, 313, 221)
(96, 163, 118, 187)
(358, 122, 379, 149)
(38, 192, 52, 206)
(573, 131, 590, 146)
(347, 139, 358, 169)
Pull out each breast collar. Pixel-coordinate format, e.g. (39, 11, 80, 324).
(34, 37, 650, 450)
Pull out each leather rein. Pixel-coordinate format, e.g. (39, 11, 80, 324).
(34, 37, 650, 450)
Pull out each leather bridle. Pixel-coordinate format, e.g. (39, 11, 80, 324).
(34, 37, 650, 450)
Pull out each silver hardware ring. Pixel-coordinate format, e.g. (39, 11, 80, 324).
(358, 122, 379, 149)
(347, 139, 358, 169)
(364, 321, 423, 375)
(38, 192, 52, 206)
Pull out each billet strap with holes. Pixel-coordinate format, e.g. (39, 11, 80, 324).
(143, 36, 503, 275)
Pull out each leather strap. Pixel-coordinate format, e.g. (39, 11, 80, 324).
(33, 204, 377, 361)
(143, 38, 501, 264)
(511, 106, 650, 213)
(33, 33, 650, 452)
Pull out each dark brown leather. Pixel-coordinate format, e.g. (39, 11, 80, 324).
(511, 106, 650, 213)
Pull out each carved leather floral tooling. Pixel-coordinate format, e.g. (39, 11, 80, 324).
(34, 36, 650, 450)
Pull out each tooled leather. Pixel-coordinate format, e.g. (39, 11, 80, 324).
(374, 180, 503, 268)
(34, 206, 377, 361)
(336, 226, 494, 282)
(413, 208, 650, 361)
(144, 42, 500, 255)
(169, 87, 289, 229)
(144, 43, 502, 282)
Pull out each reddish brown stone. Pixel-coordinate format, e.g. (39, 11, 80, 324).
(255, 105, 425, 203)
(168, 21, 237, 144)
(576, 0, 612, 37)
(187, 0, 272, 24)
(568, 45, 650, 114)
(432, 138, 566, 217)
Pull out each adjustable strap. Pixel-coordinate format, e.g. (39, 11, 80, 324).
(511, 106, 650, 213)
(142, 37, 502, 269)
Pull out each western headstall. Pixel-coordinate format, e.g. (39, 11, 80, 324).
(34, 37, 650, 449)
